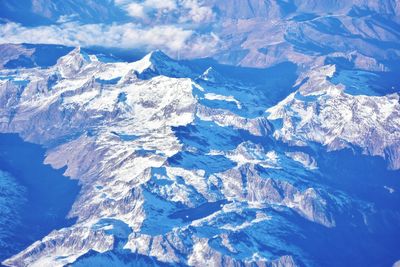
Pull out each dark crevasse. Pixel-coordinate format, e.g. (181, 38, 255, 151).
(0, 133, 80, 262)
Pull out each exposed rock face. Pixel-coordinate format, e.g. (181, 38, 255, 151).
(197, 105, 271, 136)
(217, 163, 335, 227)
(285, 152, 318, 170)
(267, 65, 400, 170)
(0, 47, 399, 267)
(209, 0, 400, 68)
(0, 44, 35, 69)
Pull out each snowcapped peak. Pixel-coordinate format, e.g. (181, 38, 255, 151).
(68, 46, 81, 55)
(199, 66, 223, 82)
(56, 47, 92, 78)
(295, 64, 336, 87)
(58, 46, 87, 62)
(295, 64, 342, 96)
(130, 50, 192, 78)
(130, 50, 170, 73)
(147, 49, 171, 62)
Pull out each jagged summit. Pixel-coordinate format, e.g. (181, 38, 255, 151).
(267, 64, 400, 169)
(199, 66, 224, 83)
(146, 49, 172, 62)
(57, 46, 86, 63)
(130, 50, 170, 73)
(56, 46, 95, 78)
(131, 50, 192, 79)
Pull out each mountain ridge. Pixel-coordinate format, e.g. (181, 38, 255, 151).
(0, 45, 399, 266)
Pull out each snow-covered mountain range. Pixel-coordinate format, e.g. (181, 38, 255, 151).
(0, 44, 399, 266)
(0, 1, 400, 266)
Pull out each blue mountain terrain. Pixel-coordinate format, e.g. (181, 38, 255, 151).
(0, 1, 399, 266)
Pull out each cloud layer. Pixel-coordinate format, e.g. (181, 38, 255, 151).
(0, 21, 219, 57)
(0, 0, 219, 58)
(116, 0, 214, 23)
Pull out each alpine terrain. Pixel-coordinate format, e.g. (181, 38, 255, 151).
(0, 0, 399, 266)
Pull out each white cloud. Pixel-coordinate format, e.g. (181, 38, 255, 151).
(180, 0, 215, 23)
(118, 0, 177, 19)
(115, 0, 215, 23)
(125, 3, 147, 19)
(0, 22, 219, 57)
(124, 0, 177, 19)
(0, 1, 219, 58)
(181, 32, 220, 58)
(56, 14, 78, 23)
(144, 0, 177, 10)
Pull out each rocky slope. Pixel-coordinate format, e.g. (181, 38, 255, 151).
(267, 64, 400, 169)
(0, 46, 399, 267)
